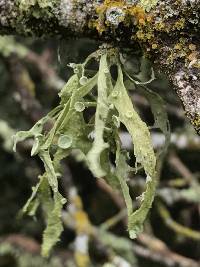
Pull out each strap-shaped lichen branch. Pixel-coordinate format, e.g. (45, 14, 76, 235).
(13, 46, 170, 256)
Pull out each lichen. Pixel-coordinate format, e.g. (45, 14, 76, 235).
(192, 115, 200, 134)
(94, 0, 149, 34)
(92, 0, 200, 70)
(19, 0, 53, 10)
(139, 0, 159, 12)
(13, 0, 60, 36)
(54, 0, 95, 33)
(1, 0, 199, 72)
(106, 6, 125, 26)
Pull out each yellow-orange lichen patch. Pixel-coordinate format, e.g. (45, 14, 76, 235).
(187, 51, 198, 61)
(189, 44, 196, 51)
(91, 0, 200, 71)
(93, 0, 151, 34)
(192, 116, 200, 133)
(152, 43, 158, 49)
(173, 18, 185, 30)
(74, 210, 92, 234)
(75, 252, 90, 267)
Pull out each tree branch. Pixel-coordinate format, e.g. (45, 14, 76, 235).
(0, 0, 200, 134)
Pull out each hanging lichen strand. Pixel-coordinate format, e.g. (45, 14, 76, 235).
(13, 46, 170, 257)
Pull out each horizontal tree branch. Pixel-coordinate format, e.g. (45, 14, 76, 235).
(0, 0, 200, 134)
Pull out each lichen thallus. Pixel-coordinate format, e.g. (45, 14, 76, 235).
(13, 45, 170, 257)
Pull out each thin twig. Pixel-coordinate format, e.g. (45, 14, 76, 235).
(157, 201, 200, 240)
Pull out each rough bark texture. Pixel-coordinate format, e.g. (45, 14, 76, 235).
(0, 0, 200, 134)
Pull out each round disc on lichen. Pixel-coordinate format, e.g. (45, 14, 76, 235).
(74, 102, 85, 112)
(58, 134, 72, 149)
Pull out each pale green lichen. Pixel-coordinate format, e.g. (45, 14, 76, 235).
(14, 0, 60, 35)
(87, 53, 110, 177)
(19, 0, 58, 10)
(13, 47, 169, 255)
(139, 0, 159, 12)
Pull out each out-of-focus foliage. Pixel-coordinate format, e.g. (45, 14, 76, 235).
(0, 243, 64, 267)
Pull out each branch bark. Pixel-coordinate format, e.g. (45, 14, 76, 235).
(0, 0, 200, 134)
